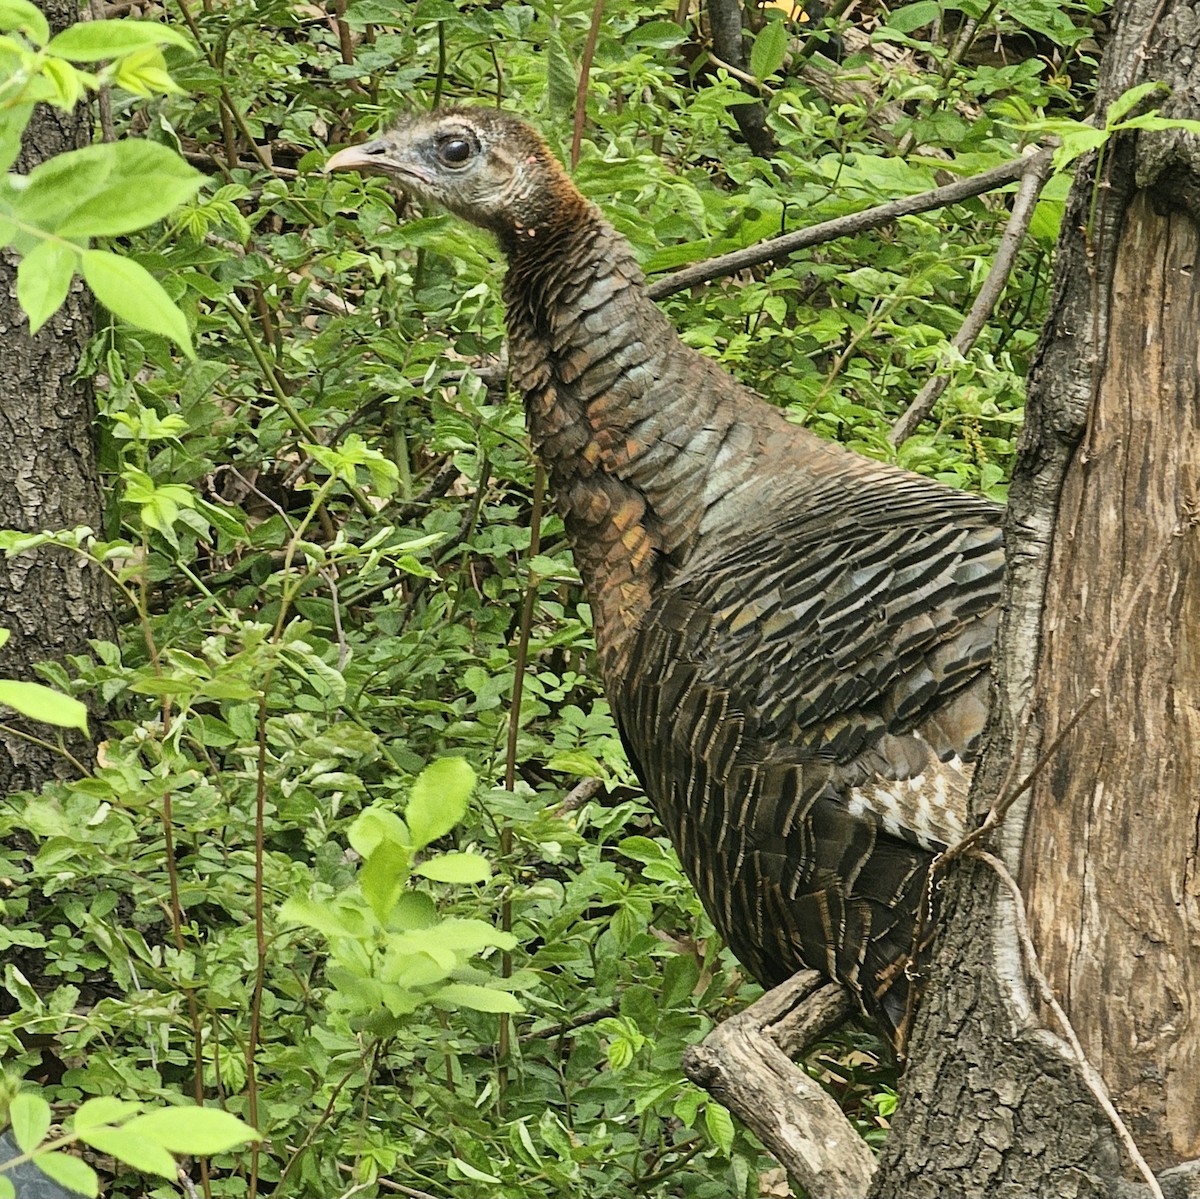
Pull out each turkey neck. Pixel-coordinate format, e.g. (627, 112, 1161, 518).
(500, 194, 749, 673)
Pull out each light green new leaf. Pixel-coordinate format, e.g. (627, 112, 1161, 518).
(348, 805, 409, 858)
(0, 1176, 11, 1199)
(0, 0, 48, 43)
(41, 57, 86, 110)
(56, 141, 203, 238)
(17, 239, 76, 332)
(435, 983, 523, 1013)
(406, 757, 475, 850)
(749, 20, 788, 80)
(80, 250, 193, 356)
(122, 1107, 261, 1155)
(419, 917, 515, 953)
(75, 1128, 176, 1179)
(360, 841, 412, 923)
(8, 1093, 51, 1154)
(27, 1152, 97, 1198)
(0, 680, 88, 732)
(279, 895, 359, 941)
(45, 18, 192, 61)
(415, 852, 491, 884)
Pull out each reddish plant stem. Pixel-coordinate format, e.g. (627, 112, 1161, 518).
(572, 0, 606, 169)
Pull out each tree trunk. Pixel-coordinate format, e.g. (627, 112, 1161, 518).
(873, 0, 1200, 1192)
(0, 0, 114, 793)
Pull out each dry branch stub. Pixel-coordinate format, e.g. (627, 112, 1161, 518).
(681, 971, 875, 1198)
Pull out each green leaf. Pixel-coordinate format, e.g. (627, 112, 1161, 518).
(0, 679, 89, 731)
(348, 806, 409, 857)
(45, 19, 192, 61)
(280, 895, 359, 941)
(17, 239, 76, 333)
(546, 749, 605, 778)
(359, 841, 411, 923)
(414, 852, 491, 884)
(8, 1092, 51, 1154)
(0, 0, 48, 43)
(629, 20, 686, 49)
(41, 57, 86, 110)
(388, 891, 437, 931)
(1103, 81, 1166, 126)
(545, 31, 576, 117)
(885, 1, 941, 33)
(56, 141, 203, 237)
(80, 249, 193, 356)
(73, 1098, 142, 1131)
(121, 1107, 261, 1155)
(75, 1127, 176, 1179)
(452, 1158, 502, 1185)
(421, 918, 515, 953)
(704, 1101, 735, 1157)
(27, 1151, 97, 1197)
(435, 983, 523, 1013)
(749, 20, 788, 80)
(405, 757, 475, 851)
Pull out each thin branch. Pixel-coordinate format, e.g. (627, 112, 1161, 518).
(498, 464, 546, 1087)
(975, 851, 1164, 1199)
(571, 0, 605, 170)
(705, 50, 768, 93)
(551, 775, 605, 815)
(646, 147, 1053, 300)
(889, 150, 1053, 444)
(86, 0, 115, 143)
(370, 1179, 442, 1199)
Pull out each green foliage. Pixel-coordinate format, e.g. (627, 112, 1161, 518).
(281, 758, 527, 1026)
(0, 0, 1112, 1194)
(0, 1088, 259, 1198)
(0, 6, 200, 348)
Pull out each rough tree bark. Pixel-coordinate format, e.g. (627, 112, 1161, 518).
(0, 0, 114, 793)
(873, 0, 1200, 1192)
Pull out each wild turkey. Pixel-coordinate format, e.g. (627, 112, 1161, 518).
(326, 108, 1004, 1056)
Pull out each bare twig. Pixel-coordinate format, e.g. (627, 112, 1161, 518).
(706, 50, 768, 93)
(975, 851, 1164, 1199)
(889, 150, 1053, 444)
(552, 775, 605, 815)
(646, 147, 1053, 300)
(370, 1179, 442, 1199)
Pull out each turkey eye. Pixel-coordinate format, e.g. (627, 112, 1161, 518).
(438, 137, 473, 166)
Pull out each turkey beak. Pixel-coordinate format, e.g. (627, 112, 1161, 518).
(325, 139, 398, 176)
